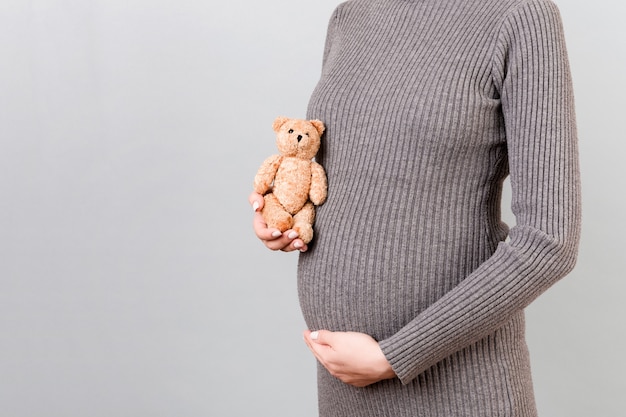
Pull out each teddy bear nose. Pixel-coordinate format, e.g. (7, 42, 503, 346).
(297, 135, 303, 142)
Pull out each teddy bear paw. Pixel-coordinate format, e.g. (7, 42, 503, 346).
(293, 223, 314, 244)
(262, 207, 293, 232)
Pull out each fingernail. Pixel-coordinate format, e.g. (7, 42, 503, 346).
(288, 231, 298, 239)
(310, 331, 319, 340)
(252, 201, 260, 211)
(271, 230, 282, 238)
(294, 241, 303, 249)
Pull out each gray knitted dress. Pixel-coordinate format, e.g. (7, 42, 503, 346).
(298, 0, 580, 415)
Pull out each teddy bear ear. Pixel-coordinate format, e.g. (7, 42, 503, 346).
(309, 119, 325, 136)
(273, 116, 290, 132)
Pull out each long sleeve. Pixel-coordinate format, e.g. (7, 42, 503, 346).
(378, 0, 581, 385)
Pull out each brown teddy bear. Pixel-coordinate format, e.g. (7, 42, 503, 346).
(254, 116, 327, 244)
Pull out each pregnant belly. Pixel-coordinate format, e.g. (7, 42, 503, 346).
(296, 180, 501, 339)
(296, 224, 468, 341)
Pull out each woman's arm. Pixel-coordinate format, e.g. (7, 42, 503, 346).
(378, 0, 581, 384)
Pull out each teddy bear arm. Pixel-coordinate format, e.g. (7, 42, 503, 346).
(309, 162, 328, 205)
(254, 154, 283, 194)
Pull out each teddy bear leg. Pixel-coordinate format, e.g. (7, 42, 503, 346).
(262, 193, 293, 232)
(292, 202, 315, 244)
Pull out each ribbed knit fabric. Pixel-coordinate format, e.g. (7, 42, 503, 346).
(298, 0, 580, 416)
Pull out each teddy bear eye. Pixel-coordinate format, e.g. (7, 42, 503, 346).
(288, 129, 294, 134)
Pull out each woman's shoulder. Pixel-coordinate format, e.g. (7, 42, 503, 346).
(325, 0, 371, 27)
(482, 0, 563, 17)
(331, 0, 366, 15)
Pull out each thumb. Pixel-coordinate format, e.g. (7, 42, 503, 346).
(248, 191, 264, 212)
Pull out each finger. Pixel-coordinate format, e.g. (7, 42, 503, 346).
(303, 331, 331, 365)
(303, 329, 316, 343)
(248, 192, 264, 212)
(263, 230, 308, 252)
(265, 235, 297, 251)
(251, 209, 308, 252)
(284, 238, 308, 253)
(304, 330, 333, 352)
(252, 211, 282, 241)
(309, 329, 334, 347)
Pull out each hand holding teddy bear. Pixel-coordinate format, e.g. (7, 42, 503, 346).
(252, 116, 327, 250)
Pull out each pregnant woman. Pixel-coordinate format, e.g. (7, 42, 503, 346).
(250, 0, 581, 415)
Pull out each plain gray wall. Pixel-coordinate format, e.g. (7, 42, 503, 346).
(0, 0, 624, 416)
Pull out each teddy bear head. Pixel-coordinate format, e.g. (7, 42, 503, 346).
(272, 116, 325, 160)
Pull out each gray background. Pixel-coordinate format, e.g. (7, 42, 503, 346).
(0, 0, 624, 416)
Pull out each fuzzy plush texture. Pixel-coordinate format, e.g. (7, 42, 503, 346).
(298, 0, 581, 416)
(254, 117, 328, 244)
